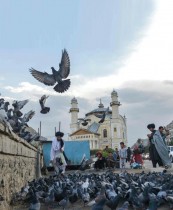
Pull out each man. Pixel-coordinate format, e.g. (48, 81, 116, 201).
(126, 147, 132, 162)
(106, 152, 115, 168)
(119, 142, 127, 170)
(104, 146, 109, 151)
(147, 123, 163, 168)
(147, 123, 171, 169)
(159, 126, 169, 145)
(50, 131, 67, 174)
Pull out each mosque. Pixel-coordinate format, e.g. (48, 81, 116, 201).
(69, 90, 128, 150)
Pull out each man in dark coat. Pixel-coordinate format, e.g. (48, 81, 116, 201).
(126, 147, 132, 162)
(147, 123, 163, 168)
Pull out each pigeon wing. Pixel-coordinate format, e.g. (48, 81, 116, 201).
(78, 118, 84, 122)
(95, 114, 103, 119)
(58, 49, 70, 79)
(17, 99, 29, 110)
(30, 68, 56, 86)
(105, 107, 109, 114)
(22, 110, 35, 123)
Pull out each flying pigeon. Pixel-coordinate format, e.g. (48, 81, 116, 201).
(78, 118, 91, 126)
(95, 107, 109, 123)
(12, 99, 29, 117)
(39, 95, 50, 114)
(29, 49, 71, 93)
(19, 110, 35, 126)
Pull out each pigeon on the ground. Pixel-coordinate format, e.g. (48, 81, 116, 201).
(117, 201, 129, 210)
(30, 49, 71, 93)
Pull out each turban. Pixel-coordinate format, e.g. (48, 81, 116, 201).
(147, 123, 155, 129)
(55, 131, 64, 137)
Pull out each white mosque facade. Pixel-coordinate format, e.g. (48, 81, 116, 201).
(69, 90, 127, 150)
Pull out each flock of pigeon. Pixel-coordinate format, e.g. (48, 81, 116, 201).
(0, 49, 71, 142)
(11, 170, 173, 210)
(0, 96, 40, 142)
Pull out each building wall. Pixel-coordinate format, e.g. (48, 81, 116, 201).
(70, 133, 99, 149)
(71, 115, 127, 150)
(0, 123, 39, 210)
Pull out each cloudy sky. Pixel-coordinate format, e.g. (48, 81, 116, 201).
(0, 0, 173, 145)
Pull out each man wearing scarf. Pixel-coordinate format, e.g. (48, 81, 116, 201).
(147, 123, 171, 169)
(50, 131, 67, 174)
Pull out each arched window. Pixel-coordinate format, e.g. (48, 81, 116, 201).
(103, 129, 107, 138)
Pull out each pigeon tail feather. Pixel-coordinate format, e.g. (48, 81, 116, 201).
(54, 79, 71, 93)
(40, 107, 50, 114)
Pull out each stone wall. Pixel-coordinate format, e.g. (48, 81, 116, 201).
(0, 123, 39, 209)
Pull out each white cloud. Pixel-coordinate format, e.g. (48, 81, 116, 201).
(2, 0, 173, 146)
(4, 82, 60, 101)
(117, 0, 173, 81)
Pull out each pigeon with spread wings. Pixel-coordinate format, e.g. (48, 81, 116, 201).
(95, 107, 109, 123)
(78, 118, 91, 126)
(29, 49, 71, 93)
(39, 95, 50, 114)
(12, 99, 29, 117)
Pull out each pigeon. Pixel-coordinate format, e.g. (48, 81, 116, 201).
(95, 107, 109, 123)
(4, 102, 9, 112)
(78, 118, 91, 126)
(58, 196, 68, 210)
(0, 104, 13, 132)
(19, 110, 35, 126)
(28, 194, 40, 210)
(39, 95, 50, 114)
(12, 99, 29, 117)
(0, 98, 5, 107)
(117, 201, 129, 210)
(146, 194, 158, 210)
(91, 187, 107, 210)
(30, 49, 71, 93)
(106, 194, 121, 210)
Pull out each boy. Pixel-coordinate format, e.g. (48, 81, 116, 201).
(119, 142, 127, 170)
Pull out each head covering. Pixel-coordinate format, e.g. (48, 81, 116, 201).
(96, 151, 102, 156)
(55, 131, 64, 137)
(147, 123, 155, 129)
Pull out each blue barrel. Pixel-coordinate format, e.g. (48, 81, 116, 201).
(42, 140, 90, 167)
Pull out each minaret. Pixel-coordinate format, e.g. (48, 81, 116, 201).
(110, 90, 121, 119)
(69, 97, 79, 133)
(98, 99, 104, 108)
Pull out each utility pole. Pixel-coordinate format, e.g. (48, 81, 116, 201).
(59, 121, 61, 131)
(39, 121, 41, 136)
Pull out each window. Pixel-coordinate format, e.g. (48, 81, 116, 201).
(114, 128, 117, 132)
(103, 129, 107, 138)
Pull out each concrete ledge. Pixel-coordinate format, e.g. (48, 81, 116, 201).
(0, 123, 38, 157)
(0, 123, 40, 207)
